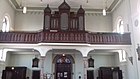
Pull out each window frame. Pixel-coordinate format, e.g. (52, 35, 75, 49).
(117, 19, 124, 34)
(2, 15, 10, 32)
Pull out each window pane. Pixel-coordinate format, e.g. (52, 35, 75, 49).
(2, 16, 9, 32)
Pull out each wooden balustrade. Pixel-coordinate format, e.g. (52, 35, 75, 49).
(0, 32, 38, 43)
(0, 31, 131, 45)
(88, 33, 131, 44)
(43, 31, 86, 43)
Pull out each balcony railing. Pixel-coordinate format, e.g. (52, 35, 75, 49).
(0, 31, 131, 45)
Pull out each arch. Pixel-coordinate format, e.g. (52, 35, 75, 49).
(53, 54, 74, 79)
(114, 16, 124, 34)
(52, 54, 75, 64)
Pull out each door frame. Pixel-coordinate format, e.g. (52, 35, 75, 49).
(53, 54, 75, 79)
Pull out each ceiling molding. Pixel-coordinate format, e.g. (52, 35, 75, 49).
(107, 0, 119, 11)
(10, 0, 20, 9)
(9, 0, 120, 13)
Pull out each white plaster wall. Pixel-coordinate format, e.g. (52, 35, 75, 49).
(14, 12, 112, 32)
(130, 0, 140, 79)
(131, 13, 140, 79)
(5, 52, 11, 66)
(14, 12, 43, 31)
(44, 51, 53, 75)
(74, 53, 84, 79)
(112, 0, 139, 79)
(130, 0, 139, 15)
(5, 50, 84, 79)
(0, 0, 15, 31)
(0, 64, 5, 79)
(112, 0, 129, 32)
(8, 53, 40, 79)
(44, 50, 84, 79)
(91, 54, 115, 79)
(114, 53, 127, 79)
(85, 13, 112, 32)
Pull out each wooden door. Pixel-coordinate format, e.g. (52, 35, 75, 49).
(32, 71, 40, 79)
(55, 56, 72, 79)
(87, 70, 94, 79)
(2, 70, 13, 79)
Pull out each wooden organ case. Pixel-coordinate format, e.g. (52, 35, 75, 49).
(43, 0, 85, 32)
(2, 66, 27, 79)
(97, 67, 123, 79)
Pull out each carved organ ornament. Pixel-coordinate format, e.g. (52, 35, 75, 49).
(43, 0, 85, 31)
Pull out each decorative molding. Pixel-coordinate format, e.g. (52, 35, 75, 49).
(16, 11, 44, 15)
(15, 10, 111, 16)
(134, 19, 139, 27)
(85, 13, 110, 16)
(9, 0, 119, 13)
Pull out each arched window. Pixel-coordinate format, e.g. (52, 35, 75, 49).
(57, 56, 71, 64)
(2, 16, 10, 32)
(117, 19, 124, 34)
(118, 50, 126, 62)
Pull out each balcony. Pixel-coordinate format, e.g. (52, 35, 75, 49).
(0, 31, 131, 45)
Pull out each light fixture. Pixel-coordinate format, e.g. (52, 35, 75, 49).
(11, 67, 14, 70)
(22, 0, 27, 14)
(103, 8, 106, 16)
(103, 0, 107, 16)
(62, 54, 65, 56)
(23, 6, 27, 14)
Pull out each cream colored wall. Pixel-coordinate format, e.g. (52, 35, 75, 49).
(114, 53, 127, 79)
(0, 0, 15, 31)
(130, 0, 140, 79)
(0, 64, 5, 79)
(14, 11, 43, 31)
(0, 52, 12, 79)
(3, 50, 119, 79)
(85, 13, 112, 32)
(14, 12, 112, 32)
(8, 53, 38, 79)
(44, 50, 84, 79)
(91, 54, 116, 79)
(112, 0, 129, 32)
(112, 0, 140, 78)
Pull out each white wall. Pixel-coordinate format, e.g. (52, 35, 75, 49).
(91, 54, 116, 79)
(47, 50, 84, 79)
(85, 13, 112, 32)
(112, 0, 129, 32)
(0, 0, 15, 31)
(15, 11, 43, 31)
(112, 0, 139, 79)
(4, 50, 84, 79)
(130, 0, 140, 79)
(114, 53, 127, 79)
(0, 64, 5, 79)
(14, 12, 112, 32)
(7, 53, 40, 79)
(0, 52, 12, 79)
(7, 51, 117, 79)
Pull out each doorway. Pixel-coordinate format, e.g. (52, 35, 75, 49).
(54, 55, 74, 79)
(32, 70, 40, 79)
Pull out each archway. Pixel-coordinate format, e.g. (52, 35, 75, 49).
(53, 54, 74, 79)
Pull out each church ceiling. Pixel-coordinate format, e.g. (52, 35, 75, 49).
(9, 0, 119, 12)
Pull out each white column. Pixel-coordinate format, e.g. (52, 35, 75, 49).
(40, 56, 46, 79)
(83, 57, 88, 79)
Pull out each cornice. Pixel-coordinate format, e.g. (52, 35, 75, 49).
(9, 0, 120, 13)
